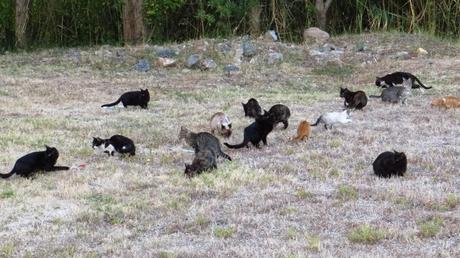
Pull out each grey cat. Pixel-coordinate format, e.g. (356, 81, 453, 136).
(179, 126, 232, 161)
(184, 148, 217, 178)
(369, 78, 412, 105)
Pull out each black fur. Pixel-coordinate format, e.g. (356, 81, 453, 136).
(375, 72, 431, 89)
(242, 98, 262, 118)
(92, 135, 136, 156)
(373, 151, 407, 178)
(268, 104, 291, 129)
(0, 146, 69, 179)
(340, 87, 368, 110)
(184, 148, 217, 178)
(224, 111, 274, 149)
(101, 89, 150, 109)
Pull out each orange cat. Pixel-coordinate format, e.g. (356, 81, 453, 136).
(291, 120, 310, 142)
(431, 96, 460, 109)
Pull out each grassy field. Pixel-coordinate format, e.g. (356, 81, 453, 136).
(0, 33, 459, 257)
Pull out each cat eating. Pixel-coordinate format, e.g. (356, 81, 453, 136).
(242, 98, 263, 118)
(224, 111, 274, 149)
(101, 89, 150, 109)
(373, 150, 407, 178)
(369, 78, 412, 105)
(310, 110, 352, 130)
(268, 104, 291, 129)
(340, 87, 368, 110)
(375, 72, 431, 89)
(210, 112, 232, 138)
(1, 146, 69, 179)
(291, 120, 310, 142)
(179, 126, 231, 161)
(92, 135, 136, 156)
(184, 148, 217, 178)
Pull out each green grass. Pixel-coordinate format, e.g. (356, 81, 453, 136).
(0, 188, 15, 199)
(214, 226, 236, 239)
(348, 224, 387, 244)
(418, 216, 444, 238)
(338, 184, 359, 202)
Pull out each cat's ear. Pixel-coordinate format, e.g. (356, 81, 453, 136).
(45, 145, 51, 150)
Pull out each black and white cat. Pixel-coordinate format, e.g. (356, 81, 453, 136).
(92, 135, 136, 156)
(310, 110, 352, 130)
(101, 89, 150, 109)
(0, 146, 69, 179)
(375, 72, 431, 89)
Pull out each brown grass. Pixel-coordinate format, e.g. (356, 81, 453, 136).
(0, 33, 459, 257)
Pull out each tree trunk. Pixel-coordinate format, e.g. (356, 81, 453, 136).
(123, 0, 145, 45)
(15, 0, 31, 48)
(315, 0, 332, 30)
(249, 3, 262, 37)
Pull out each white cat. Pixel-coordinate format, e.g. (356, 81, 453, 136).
(310, 110, 352, 130)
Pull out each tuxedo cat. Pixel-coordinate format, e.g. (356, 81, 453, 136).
(340, 87, 368, 110)
(224, 111, 274, 149)
(310, 110, 352, 130)
(242, 98, 262, 118)
(184, 148, 217, 178)
(268, 104, 290, 129)
(0, 146, 69, 179)
(375, 72, 431, 89)
(370, 78, 412, 104)
(101, 89, 150, 109)
(373, 151, 407, 178)
(92, 135, 136, 156)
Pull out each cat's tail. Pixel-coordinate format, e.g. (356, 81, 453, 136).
(369, 94, 382, 98)
(224, 140, 248, 149)
(0, 171, 14, 179)
(413, 76, 432, 89)
(101, 97, 121, 108)
(218, 149, 232, 161)
(310, 116, 322, 126)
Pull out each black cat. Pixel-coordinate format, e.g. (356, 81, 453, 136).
(375, 72, 431, 89)
(0, 146, 69, 179)
(242, 98, 262, 118)
(268, 104, 291, 129)
(101, 89, 150, 109)
(184, 148, 217, 178)
(224, 111, 274, 149)
(373, 150, 407, 178)
(92, 135, 136, 156)
(340, 87, 368, 110)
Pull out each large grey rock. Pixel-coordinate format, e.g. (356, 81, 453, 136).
(303, 27, 330, 44)
(186, 54, 201, 68)
(134, 59, 151, 72)
(267, 51, 283, 64)
(200, 58, 217, 70)
(156, 49, 177, 58)
(242, 42, 257, 58)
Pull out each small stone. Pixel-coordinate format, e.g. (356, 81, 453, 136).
(267, 51, 283, 64)
(134, 59, 150, 72)
(264, 30, 278, 41)
(200, 58, 217, 70)
(223, 64, 240, 76)
(186, 54, 201, 68)
(157, 57, 176, 67)
(242, 42, 257, 58)
(303, 27, 330, 44)
(417, 47, 428, 56)
(217, 42, 232, 55)
(156, 49, 177, 58)
(393, 51, 410, 60)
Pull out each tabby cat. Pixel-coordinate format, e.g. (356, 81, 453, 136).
(184, 148, 217, 178)
(179, 126, 231, 161)
(268, 104, 291, 129)
(340, 87, 368, 110)
(370, 78, 412, 104)
(291, 120, 310, 142)
(431, 96, 460, 109)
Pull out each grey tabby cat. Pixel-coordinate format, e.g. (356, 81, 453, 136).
(178, 126, 232, 161)
(369, 78, 412, 105)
